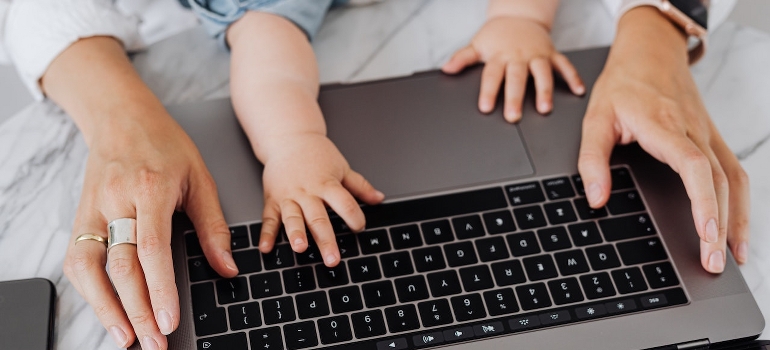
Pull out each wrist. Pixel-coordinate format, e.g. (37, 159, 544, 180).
(614, 6, 689, 65)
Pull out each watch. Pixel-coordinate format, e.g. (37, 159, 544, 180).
(617, 0, 709, 63)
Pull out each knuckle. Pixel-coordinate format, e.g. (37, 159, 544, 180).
(307, 215, 331, 230)
(684, 151, 710, 170)
(108, 256, 137, 279)
(136, 168, 165, 195)
(138, 234, 165, 259)
(126, 311, 155, 328)
(69, 250, 97, 273)
(93, 303, 113, 319)
(729, 167, 750, 188)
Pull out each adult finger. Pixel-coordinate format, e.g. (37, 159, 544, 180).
(324, 182, 366, 232)
(108, 244, 166, 350)
(65, 211, 133, 348)
(280, 199, 308, 253)
(341, 169, 384, 205)
(696, 145, 728, 273)
(441, 45, 479, 74)
(136, 193, 179, 336)
(478, 60, 506, 114)
(259, 200, 282, 253)
(529, 57, 554, 115)
(577, 103, 617, 208)
(503, 62, 529, 122)
(551, 53, 585, 96)
(297, 196, 340, 267)
(711, 131, 751, 264)
(185, 170, 238, 278)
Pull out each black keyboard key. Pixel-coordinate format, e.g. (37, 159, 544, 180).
(295, 291, 330, 319)
(451, 294, 487, 321)
(452, 215, 485, 239)
(362, 281, 397, 308)
(358, 229, 391, 254)
(606, 299, 637, 314)
(539, 310, 571, 325)
(554, 249, 590, 276)
(329, 286, 364, 313)
(444, 241, 478, 267)
(188, 257, 219, 282)
(573, 197, 608, 220)
(522, 255, 558, 281)
(491, 259, 526, 286)
(543, 177, 576, 200)
(249, 327, 283, 350)
(506, 231, 541, 256)
(611, 167, 635, 190)
(483, 288, 519, 316)
(412, 246, 446, 272)
(421, 219, 454, 244)
(295, 244, 322, 265)
(567, 222, 603, 247)
(617, 237, 668, 265)
(191, 282, 217, 311)
(249, 272, 282, 299)
(427, 271, 462, 297)
(329, 213, 351, 234)
(351, 310, 387, 338)
(230, 225, 248, 237)
(483, 210, 517, 234)
(475, 236, 510, 262)
(336, 234, 359, 259)
(384, 304, 421, 333)
(607, 190, 645, 215)
(198, 333, 248, 350)
(612, 267, 648, 294)
(263, 296, 296, 325)
(544, 201, 578, 225)
(283, 267, 316, 294)
(318, 315, 353, 344)
(599, 214, 656, 242)
(505, 182, 546, 206)
(515, 283, 552, 310)
(571, 174, 585, 196)
(585, 245, 621, 270)
(580, 272, 617, 299)
(380, 252, 414, 278)
(641, 293, 669, 309)
(232, 249, 262, 274)
(418, 299, 454, 327)
(248, 223, 265, 248)
(394, 275, 429, 302)
(509, 315, 541, 331)
(284, 321, 318, 350)
(186, 232, 203, 257)
(347, 257, 382, 283)
(537, 226, 572, 252)
(263, 244, 294, 270)
(575, 304, 607, 319)
(193, 306, 228, 337)
(230, 226, 250, 251)
(513, 205, 548, 230)
(216, 277, 249, 304)
(459, 265, 495, 292)
(228, 302, 261, 330)
(643, 262, 680, 289)
(548, 277, 584, 305)
(390, 224, 423, 249)
(315, 262, 349, 288)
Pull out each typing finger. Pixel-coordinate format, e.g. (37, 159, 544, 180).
(324, 182, 366, 232)
(577, 103, 618, 208)
(280, 199, 308, 253)
(711, 130, 751, 264)
(551, 53, 585, 96)
(341, 169, 384, 205)
(479, 60, 506, 114)
(529, 57, 554, 115)
(697, 145, 729, 273)
(441, 45, 479, 74)
(297, 196, 340, 267)
(259, 200, 283, 253)
(503, 62, 529, 122)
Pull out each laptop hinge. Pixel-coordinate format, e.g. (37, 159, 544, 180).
(676, 339, 711, 350)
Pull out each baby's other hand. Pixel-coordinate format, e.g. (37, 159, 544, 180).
(258, 134, 384, 267)
(442, 16, 585, 122)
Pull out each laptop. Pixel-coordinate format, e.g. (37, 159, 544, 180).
(157, 47, 766, 350)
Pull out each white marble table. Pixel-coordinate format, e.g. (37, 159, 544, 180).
(0, 0, 767, 348)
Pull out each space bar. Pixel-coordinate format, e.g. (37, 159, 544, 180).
(360, 187, 508, 229)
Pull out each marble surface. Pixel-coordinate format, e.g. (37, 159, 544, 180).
(0, 0, 768, 348)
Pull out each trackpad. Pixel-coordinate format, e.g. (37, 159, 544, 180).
(321, 67, 534, 199)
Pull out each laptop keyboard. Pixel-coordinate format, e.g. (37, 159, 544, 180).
(184, 166, 687, 350)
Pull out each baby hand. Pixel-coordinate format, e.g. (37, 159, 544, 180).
(258, 133, 384, 267)
(442, 16, 585, 122)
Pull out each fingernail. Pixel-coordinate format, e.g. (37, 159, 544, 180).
(539, 102, 551, 113)
(737, 242, 748, 263)
(576, 85, 586, 95)
(158, 309, 173, 335)
(141, 336, 160, 350)
(375, 190, 385, 199)
(586, 183, 602, 206)
(109, 326, 127, 347)
(222, 251, 238, 272)
(705, 218, 719, 243)
(481, 101, 493, 112)
(708, 250, 725, 273)
(325, 254, 337, 265)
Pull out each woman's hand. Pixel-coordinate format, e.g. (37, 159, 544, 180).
(442, 15, 585, 122)
(257, 133, 384, 267)
(578, 7, 750, 273)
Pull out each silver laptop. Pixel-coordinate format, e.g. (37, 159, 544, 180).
(160, 47, 766, 350)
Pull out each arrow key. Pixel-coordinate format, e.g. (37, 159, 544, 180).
(249, 327, 283, 350)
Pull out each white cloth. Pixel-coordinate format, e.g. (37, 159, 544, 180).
(0, 0, 734, 101)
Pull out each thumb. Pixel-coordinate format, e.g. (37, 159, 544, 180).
(577, 104, 618, 208)
(442, 45, 479, 74)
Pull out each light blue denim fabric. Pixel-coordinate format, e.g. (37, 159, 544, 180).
(189, 0, 345, 47)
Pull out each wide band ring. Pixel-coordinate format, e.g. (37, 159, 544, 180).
(75, 233, 108, 248)
(108, 218, 138, 250)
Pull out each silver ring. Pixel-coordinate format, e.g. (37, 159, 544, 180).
(108, 218, 137, 250)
